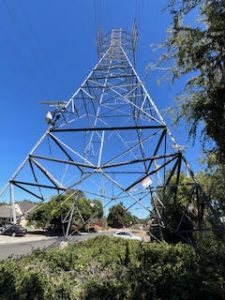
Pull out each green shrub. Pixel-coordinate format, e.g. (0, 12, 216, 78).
(0, 236, 225, 299)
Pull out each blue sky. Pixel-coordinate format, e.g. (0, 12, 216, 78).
(0, 0, 202, 192)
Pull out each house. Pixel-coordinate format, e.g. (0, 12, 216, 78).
(0, 205, 14, 225)
(0, 201, 36, 227)
(16, 201, 36, 226)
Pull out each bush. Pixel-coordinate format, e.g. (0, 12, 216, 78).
(0, 236, 225, 299)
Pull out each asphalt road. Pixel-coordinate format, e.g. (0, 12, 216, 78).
(0, 233, 103, 261)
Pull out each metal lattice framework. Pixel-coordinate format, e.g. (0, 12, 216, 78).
(0, 28, 218, 240)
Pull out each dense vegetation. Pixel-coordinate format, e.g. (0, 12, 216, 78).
(0, 235, 225, 300)
(163, 0, 225, 162)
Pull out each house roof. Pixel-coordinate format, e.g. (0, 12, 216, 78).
(0, 201, 36, 219)
(17, 201, 36, 214)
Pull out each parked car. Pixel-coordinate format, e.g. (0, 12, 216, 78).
(113, 231, 143, 241)
(2, 225, 27, 237)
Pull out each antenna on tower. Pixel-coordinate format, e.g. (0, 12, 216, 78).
(41, 100, 67, 126)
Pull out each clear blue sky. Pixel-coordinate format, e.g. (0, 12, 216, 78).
(0, 0, 202, 191)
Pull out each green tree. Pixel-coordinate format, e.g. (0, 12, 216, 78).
(198, 154, 225, 213)
(150, 172, 204, 243)
(107, 203, 136, 228)
(162, 0, 225, 162)
(75, 198, 103, 221)
(28, 190, 103, 230)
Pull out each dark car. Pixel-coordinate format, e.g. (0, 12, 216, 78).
(2, 225, 27, 237)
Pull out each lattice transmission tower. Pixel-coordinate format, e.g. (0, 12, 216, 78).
(0, 27, 218, 241)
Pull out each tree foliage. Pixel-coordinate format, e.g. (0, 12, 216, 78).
(107, 203, 137, 228)
(163, 0, 225, 161)
(150, 172, 207, 243)
(198, 154, 225, 214)
(28, 190, 103, 230)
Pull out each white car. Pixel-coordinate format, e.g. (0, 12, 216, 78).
(113, 231, 143, 241)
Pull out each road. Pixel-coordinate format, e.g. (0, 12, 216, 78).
(0, 233, 102, 261)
